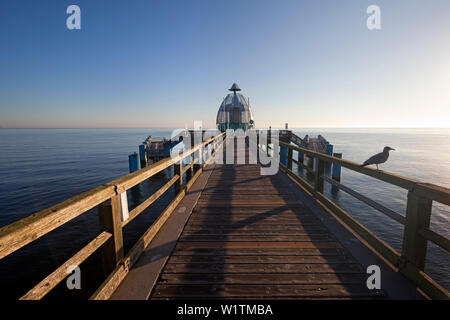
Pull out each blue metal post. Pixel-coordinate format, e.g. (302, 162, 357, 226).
(280, 145, 288, 166)
(139, 144, 147, 168)
(128, 152, 141, 173)
(325, 144, 334, 169)
(326, 144, 334, 156)
(332, 152, 342, 181)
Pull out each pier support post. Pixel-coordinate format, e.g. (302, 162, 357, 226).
(128, 152, 140, 173)
(314, 158, 325, 193)
(98, 195, 124, 276)
(287, 147, 293, 170)
(174, 160, 182, 195)
(332, 153, 342, 181)
(188, 135, 195, 177)
(186, 154, 192, 181)
(194, 149, 201, 172)
(192, 132, 201, 173)
(298, 150, 304, 167)
(139, 144, 147, 168)
(326, 144, 334, 156)
(306, 156, 314, 170)
(207, 141, 213, 162)
(280, 145, 288, 167)
(325, 144, 334, 169)
(401, 191, 432, 271)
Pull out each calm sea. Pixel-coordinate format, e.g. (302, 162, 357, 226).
(0, 128, 448, 298)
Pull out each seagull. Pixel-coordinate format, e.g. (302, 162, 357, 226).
(360, 146, 395, 170)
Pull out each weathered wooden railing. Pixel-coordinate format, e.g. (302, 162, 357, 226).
(262, 137, 449, 300)
(0, 132, 225, 300)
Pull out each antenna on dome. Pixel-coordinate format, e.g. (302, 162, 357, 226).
(229, 83, 241, 93)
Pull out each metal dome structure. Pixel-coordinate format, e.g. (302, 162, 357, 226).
(216, 83, 255, 132)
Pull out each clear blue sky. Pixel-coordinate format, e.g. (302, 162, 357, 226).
(1, 0, 449, 128)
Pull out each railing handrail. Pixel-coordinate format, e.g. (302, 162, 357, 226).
(107, 133, 223, 193)
(0, 132, 224, 260)
(320, 175, 406, 225)
(278, 140, 450, 204)
(1, 131, 448, 299)
(0, 132, 225, 299)
(268, 138, 449, 299)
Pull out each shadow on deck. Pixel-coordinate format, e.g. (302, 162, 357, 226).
(111, 137, 422, 300)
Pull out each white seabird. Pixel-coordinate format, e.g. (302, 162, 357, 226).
(361, 146, 395, 170)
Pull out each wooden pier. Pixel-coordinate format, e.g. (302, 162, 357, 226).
(0, 132, 449, 300)
(279, 130, 328, 154)
(143, 139, 382, 299)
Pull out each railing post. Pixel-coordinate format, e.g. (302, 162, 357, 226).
(139, 144, 147, 168)
(307, 156, 314, 172)
(189, 136, 195, 177)
(326, 144, 334, 156)
(98, 195, 124, 275)
(401, 190, 432, 271)
(325, 144, 334, 168)
(128, 152, 140, 173)
(209, 141, 213, 162)
(256, 130, 260, 148)
(280, 144, 288, 167)
(192, 135, 201, 173)
(287, 147, 293, 170)
(207, 142, 212, 162)
(332, 153, 342, 181)
(314, 158, 325, 193)
(186, 154, 192, 181)
(298, 149, 304, 169)
(174, 159, 182, 195)
(193, 149, 200, 172)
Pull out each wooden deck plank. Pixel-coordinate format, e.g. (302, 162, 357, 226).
(185, 219, 323, 226)
(171, 248, 349, 256)
(178, 235, 337, 241)
(167, 255, 355, 264)
(181, 227, 329, 234)
(181, 231, 330, 237)
(152, 284, 382, 299)
(157, 273, 368, 285)
(149, 138, 384, 300)
(173, 241, 343, 249)
(161, 263, 364, 274)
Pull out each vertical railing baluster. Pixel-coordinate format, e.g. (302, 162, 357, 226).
(186, 153, 192, 181)
(314, 158, 325, 193)
(401, 190, 432, 271)
(194, 145, 201, 173)
(98, 195, 124, 275)
(298, 149, 304, 170)
(174, 159, 182, 195)
(287, 147, 293, 170)
(332, 153, 342, 181)
(280, 144, 288, 167)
